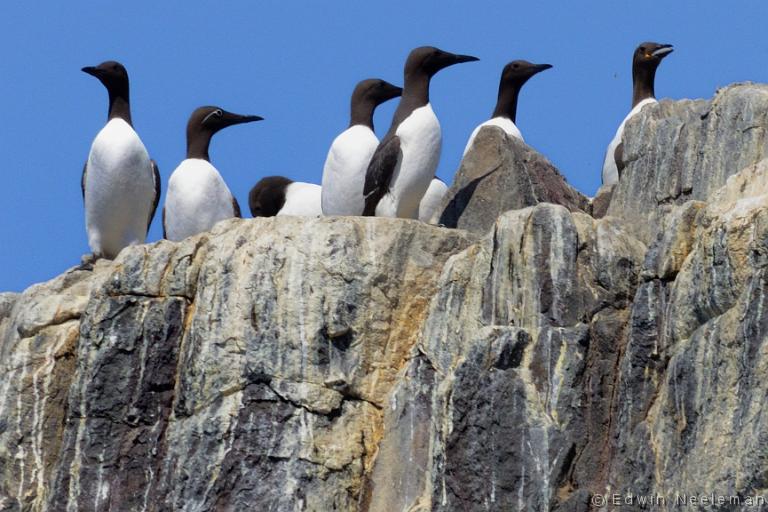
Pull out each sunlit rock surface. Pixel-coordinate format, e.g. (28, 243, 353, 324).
(3, 83, 768, 511)
(438, 126, 589, 235)
(608, 82, 768, 244)
(0, 218, 476, 511)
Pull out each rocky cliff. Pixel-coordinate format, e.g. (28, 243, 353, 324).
(3, 83, 768, 511)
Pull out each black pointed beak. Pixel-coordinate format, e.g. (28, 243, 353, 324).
(223, 112, 264, 126)
(445, 52, 480, 66)
(534, 63, 553, 73)
(383, 83, 404, 100)
(449, 53, 480, 65)
(435, 51, 480, 72)
(652, 44, 674, 58)
(81, 66, 99, 77)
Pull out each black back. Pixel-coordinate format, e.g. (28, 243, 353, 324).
(362, 136, 401, 216)
(361, 46, 477, 216)
(249, 176, 293, 217)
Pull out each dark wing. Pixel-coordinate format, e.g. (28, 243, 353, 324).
(613, 142, 625, 178)
(232, 195, 242, 218)
(362, 135, 401, 216)
(147, 160, 161, 232)
(81, 161, 87, 201)
(162, 206, 167, 239)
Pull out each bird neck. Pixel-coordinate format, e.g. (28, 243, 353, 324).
(491, 82, 521, 123)
(632, 64, 657, 108)
(350, 98, 376, 130)
(186, 131, 212, 161)
(107, 90, 132, 126)
(389, 73, 430, 132)
(403, 72, 430, 106)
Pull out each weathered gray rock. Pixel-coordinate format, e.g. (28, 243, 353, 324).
(590, 183, 614, 219)
(366, 157, 768, 510)
(0, 293, 17, 318)
(0, 217, 476, 511)
(608, 82, 768, 244)
(0, 293, 18, 352)
(368, 204, 646, 511)
(438, 126, 590, 234)
(4, 83, 768, 512)
(606, 160, 768, 505)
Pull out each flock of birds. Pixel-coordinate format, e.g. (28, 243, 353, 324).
(81, 42, 673, 260)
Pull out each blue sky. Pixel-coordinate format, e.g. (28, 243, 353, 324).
(2, 2, 767, 292)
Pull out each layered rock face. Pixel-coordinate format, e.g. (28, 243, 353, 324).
(3, 83, 768, 511)
(0, 219, 476, 511)
(608, 82, 768, 244)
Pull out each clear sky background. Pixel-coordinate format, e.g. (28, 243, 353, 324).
(1, 2, 767, 292)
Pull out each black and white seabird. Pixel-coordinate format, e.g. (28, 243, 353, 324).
(81, 61, 160, 259)
(602, 42, 673, 185)
(321, 79, 402, 216)
(417, 177, 448, 223)
(363, 46, 479, 218)
(463, 60, 552, 156)
(249, 176, 322, 217)
(163, 106, 262, 241)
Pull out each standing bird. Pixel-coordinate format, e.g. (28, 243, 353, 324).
(321, 79, 402, 216)
(463, 60, 552, 156)
(417, 177, 448, 223)
(363, 46, 479, 218)
(81, 61, 160, 259)
(164, 106, 262, 241)
(249, 176, 322, 217)
(602, 42, 673, 185)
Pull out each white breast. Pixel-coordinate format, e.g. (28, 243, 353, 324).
(321, 125, 379, 216)
(278, 182, 323, 216)
(376, 104, 442, 219)
(417, 178, 449, 224)
(602, 98, 657, 185)
(164, 159, 237, 241)
(462, 117, 523, 157)
(84, 118, 155, 259)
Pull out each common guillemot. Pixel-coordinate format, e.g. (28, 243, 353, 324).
(249, 176, 322, 217)
(81, 60, 160, 259)
(362, 46, 479, 218)
(602, 42, 673, 185)
(321, 79, 402, 216)
(463, 60, 552, 156)
(164, 106, 262, 241)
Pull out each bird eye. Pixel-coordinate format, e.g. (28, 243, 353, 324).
(215, 110, 223, 117)
(513, 64, 519, 69)
(639, 46, 646, 52)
